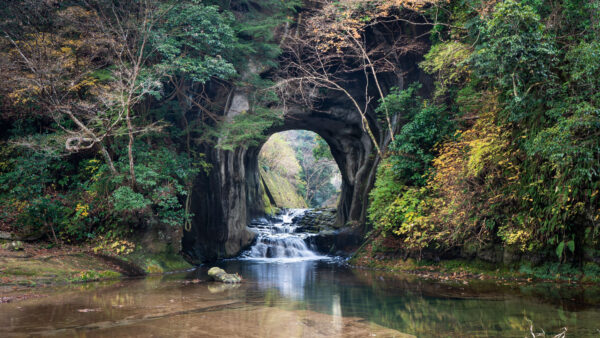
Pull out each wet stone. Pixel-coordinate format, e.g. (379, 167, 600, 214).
(207, 267, 242, 283)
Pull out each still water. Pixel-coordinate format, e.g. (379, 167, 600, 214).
(2, 259, 600, 337)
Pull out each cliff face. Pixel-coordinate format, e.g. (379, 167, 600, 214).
(181, 22, 432, 263)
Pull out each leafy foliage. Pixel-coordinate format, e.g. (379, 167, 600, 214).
(151, 2, 237, 83)
(471, 0, 558, 124)
(0, 0, 293, 243)
(367, 0, 600, 264)
(259, 131, 341, 208)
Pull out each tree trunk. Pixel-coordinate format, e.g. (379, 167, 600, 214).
(126, 109, 136, 186)
(100, 144, 117, 175)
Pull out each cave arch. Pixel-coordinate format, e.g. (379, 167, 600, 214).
(181, 84, 390, 263)
(181, 16, 432, 263)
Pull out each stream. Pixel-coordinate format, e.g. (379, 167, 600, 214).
(241, 209, 324, 261)
(2, 209, 600, 337)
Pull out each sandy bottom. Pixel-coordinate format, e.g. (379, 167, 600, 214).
(2, 279, 412, 338)
(70, 305, 413, 338)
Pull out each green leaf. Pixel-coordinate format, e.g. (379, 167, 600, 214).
(556, 241, 565, 258)
(566, 240, 575, 253)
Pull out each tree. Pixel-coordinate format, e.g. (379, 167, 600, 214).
(471, 0, 557, 124)
(274, 1, 433, 156)
(1, 0, 240, 185)
(286, 131, 339, 207)
(1, 1, 167, 178)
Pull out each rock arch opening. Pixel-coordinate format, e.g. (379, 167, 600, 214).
(181, 100, 381, 263)
(258, 130, 342, 211)
(181, 16, 432, 263)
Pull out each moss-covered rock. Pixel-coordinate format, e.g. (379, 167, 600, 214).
(207, 267, 242, 283)
(2, 241, 24, 251)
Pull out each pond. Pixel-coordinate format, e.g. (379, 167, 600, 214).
(2, 259, 600, 337)
(3, 210, 600, 337)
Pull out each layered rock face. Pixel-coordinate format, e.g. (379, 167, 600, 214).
(181, 23, 431, 264)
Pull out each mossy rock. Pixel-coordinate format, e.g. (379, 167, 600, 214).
(207, 267, 242, 283)
(2, 241, 24, 251)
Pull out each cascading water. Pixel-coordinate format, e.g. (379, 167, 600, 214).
(242, 209, 325, 261)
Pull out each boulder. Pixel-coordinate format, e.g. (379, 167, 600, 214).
(294, 209, 337, 233)
(476, 243, 503, 263)
(0, 230, 44, 241)
(312, 227, 362, 256)
(1, 241, 24, 251)
(207, 267, 242, 283)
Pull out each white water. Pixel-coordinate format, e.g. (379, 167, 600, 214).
(241, 209, 326, 262)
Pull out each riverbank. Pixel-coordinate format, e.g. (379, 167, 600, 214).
(0, 240, 192, 300)
(349, 239, 600, 285)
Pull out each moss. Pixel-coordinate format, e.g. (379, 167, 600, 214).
(352, 244, 600, 283)
(99, 270, 121, 278)
(157, 253, 193, 271)
(145, 260, 164, 274)
(261, 178, 279, 215)
(126, 250, 192, 274)
(260, 167, 307, 209)
(3, 267, 38, 276)
(16, 280, 37, 287)
(1, 239, 191, 290)
(0, 254, 126, 289)
(68, 269, 123, 283)
(437, 259, 501, 273)
(1, 241, 24, 251)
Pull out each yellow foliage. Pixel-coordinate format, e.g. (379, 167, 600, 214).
(498, 228, 532, 252)
(75, 203, 90, 218)
(306, 0, 444, 53)
(414, 92, 522, 248)
(259, 133, 302, 179)
(1, 6, 105, 106)
(93, 238, 136, 256)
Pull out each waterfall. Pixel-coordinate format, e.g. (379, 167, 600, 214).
(241, 209, 325, 261)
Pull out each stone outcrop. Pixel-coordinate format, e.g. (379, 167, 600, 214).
(182, 86, 394, 263)
(293, 208, 337, 233)
(291, 209, 363, 255)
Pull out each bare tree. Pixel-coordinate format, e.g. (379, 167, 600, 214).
(274, 2, 430, 155)
(2, 1, 167, 181)
(91, 0, 169, 185)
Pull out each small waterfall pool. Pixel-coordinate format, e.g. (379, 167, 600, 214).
(5, 208, 600, 337)
(5, 210, 600, 336)
(241, 209, 328, 262)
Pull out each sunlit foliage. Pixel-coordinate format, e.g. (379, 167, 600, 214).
(368, 0, 600, 263)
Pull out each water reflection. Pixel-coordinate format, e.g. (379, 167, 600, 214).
(223, 260, 318, 300)
(217, 260, 600, 336)
(2, 260, 600, 337)
(331, 293, 342, 332)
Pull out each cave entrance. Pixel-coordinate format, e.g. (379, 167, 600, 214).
(258, 130, 342, 210)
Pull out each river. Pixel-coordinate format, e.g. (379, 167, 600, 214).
(2, 209, 600, 337)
